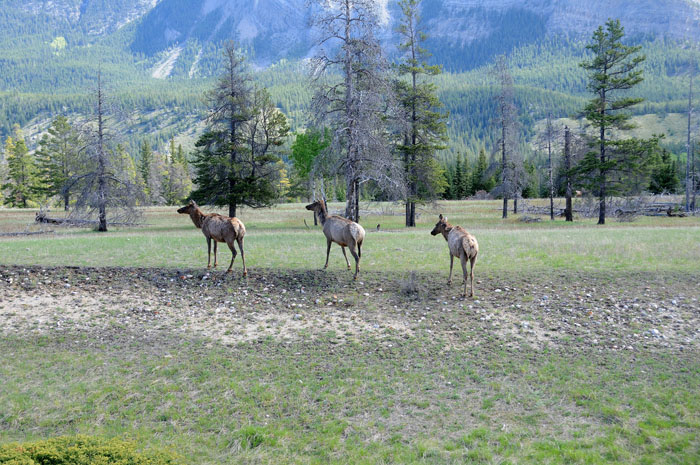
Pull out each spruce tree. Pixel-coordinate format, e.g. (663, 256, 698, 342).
(2, 127, 39, 208)
(138, 140, 153, 199)
(190, 47, 289, 215)
(472, 148, 489, 193)
(395, 0, 448, 226)
(649, 149, 680, 194)
(453, 155, 464, 199)
(580, 19, 645, 224)
(190, 41, 254, 218)
(35, 115, 81, 210)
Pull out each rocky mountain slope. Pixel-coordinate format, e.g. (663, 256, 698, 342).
(4, 0, 700, 70)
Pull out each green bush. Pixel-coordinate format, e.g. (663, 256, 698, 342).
(0, 435, 183, 465)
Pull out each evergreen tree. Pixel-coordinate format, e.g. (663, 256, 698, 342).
(169, 138, 177, 165)
(190, 42, 254, 217)
(579, 19, 645, 224)
(522, 160, 539, 198)
(291, 128, 331, 215)
(395, 0, 448, 226)
(649, 149, 680, 194)
(2, 126, 39, 208)
(35, 116, 81, 210)
(453, 155, 464, 199)
(191, 48, 289, 214)
(472, 148, 489, 192)
(138, 139, 153, 198)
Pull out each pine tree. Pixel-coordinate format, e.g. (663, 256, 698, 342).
(190, 41, 254, 218)
(395, 0, 448, 227)
(472, 148, 489, 193)
(2, 126, 39, 208)
(649, 149, 680, 194)
(138, 140, 153, 199)
(190, 48, 289, 214)
(36, 116, 81, 210)
(579, 19, 645, 224)
(453, 155, 464, 199)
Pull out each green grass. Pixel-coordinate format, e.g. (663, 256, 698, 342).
(1, 337, 698, 464)
(1, 200, 699, 464)
(1, 201, 699, 273)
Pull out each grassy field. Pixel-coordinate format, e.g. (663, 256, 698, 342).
(1, 200, 699, 464)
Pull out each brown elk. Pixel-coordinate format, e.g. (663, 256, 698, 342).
(177, 200, 247, 276)
(431, 214, 479, 297)
(305, 200, 365, 280)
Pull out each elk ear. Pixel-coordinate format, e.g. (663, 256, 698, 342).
(438, 214, 443, 220)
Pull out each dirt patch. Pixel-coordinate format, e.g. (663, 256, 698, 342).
(0, 265, 698, 353)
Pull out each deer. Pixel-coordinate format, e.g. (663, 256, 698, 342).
(305, 200, 365, 280)
(177, 200, 247, 276)
(431, 214, 478, 297)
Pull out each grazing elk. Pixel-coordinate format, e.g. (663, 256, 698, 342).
(305, 200, 365, 280)
(431, 214, 479, 297)
(177, 200, 247, 276)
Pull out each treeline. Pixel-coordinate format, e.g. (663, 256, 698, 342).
(0, 120, 192, 210)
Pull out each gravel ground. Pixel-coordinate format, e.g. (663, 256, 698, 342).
(1, 265, 698, 353)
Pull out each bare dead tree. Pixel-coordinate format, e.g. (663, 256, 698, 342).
(564, 126, 573, 221)
(686, 58, 695, 213)
(491, 55, 519, 218)
(537, 115, 561, 220)
(65, 70, 141, 231)
(692, 139, 697, 212)
(309, 0, 403, 222)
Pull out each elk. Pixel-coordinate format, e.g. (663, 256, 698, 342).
(305, 200, 365, 280)
(431, 214, 478, 297)
(177, 200, 247, 276)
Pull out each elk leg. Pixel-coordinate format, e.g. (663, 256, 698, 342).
(460, 254, 469, 297)
(207, 237, 212, 268)
(213, 241, 218, 267)
(341, 246, 351, 270)
(237, 236, 247, 277)
(349, 243, 360, 280)
(469, 255, 477, 298)
(226, 241, 238, 273)
(447, 254, 454, 285)
(324, 239, 332, 269)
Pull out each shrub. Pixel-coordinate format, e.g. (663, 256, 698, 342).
(0, 435, 183, 465)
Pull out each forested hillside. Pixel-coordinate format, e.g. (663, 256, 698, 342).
(1, 0, 699, 210)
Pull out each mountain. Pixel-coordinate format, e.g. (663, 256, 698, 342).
(1, 0, 699, 159)
(5, 0, 158, 36)
(3, 0, 700, 73)
(129, 0, 700, 70)
(131, 0, 312, 65)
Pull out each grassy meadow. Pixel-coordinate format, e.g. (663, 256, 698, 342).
(0, 200, 699, 464)
(1, 200, 699, 273)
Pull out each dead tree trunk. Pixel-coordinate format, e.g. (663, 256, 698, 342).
(96, 71, 107, 232)
(686, 65, 694, 213)
(564, 126, 574, 222)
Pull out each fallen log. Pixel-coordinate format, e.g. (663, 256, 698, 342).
(35, 212, 142, 227)
(0, 230, 55, 237)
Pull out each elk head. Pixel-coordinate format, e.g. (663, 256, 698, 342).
(177, 200, 198, 215)
(305, 201, 322, 212)
(431, 214, 449, 237)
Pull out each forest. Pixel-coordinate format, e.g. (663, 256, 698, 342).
(0, 2, 698, 226)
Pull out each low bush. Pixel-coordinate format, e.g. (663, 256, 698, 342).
(0, 435, 183, 465)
